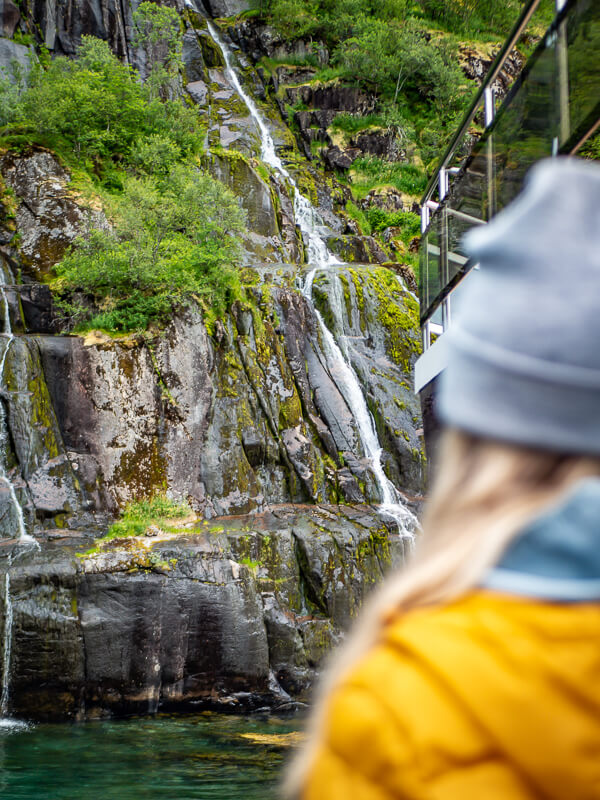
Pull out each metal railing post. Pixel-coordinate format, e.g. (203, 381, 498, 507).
(484, 87, 496, 219)
(437, 170, 449, 330)
(422, 321, 431, 352)
(420, 204, 431, 350)
(556, 0, 570, 147)
(442, 297, 451, 332)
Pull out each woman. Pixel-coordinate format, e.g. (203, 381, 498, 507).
(287, 158, 600, 799)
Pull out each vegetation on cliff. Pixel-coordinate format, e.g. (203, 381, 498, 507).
(104, 495, 192, 540)
(262, 0, 522, 155)
(0, 8, 248, 333)
(55, 166, 245, 332)
(250, 0, 554, 275)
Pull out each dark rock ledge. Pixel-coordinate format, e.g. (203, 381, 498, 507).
(0, 504, 411, 722)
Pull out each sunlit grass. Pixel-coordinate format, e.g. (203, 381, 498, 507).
(102, 495, 192, 540)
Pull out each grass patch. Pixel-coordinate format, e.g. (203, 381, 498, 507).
(261, 53, 320, 71)
(101, 495, 192, 541)
(351, 157, 427, 199)
(330, 112, 387, 136)
(345, 200, 371, 236)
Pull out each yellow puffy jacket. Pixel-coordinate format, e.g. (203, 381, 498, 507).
(303, 591, 600, 800)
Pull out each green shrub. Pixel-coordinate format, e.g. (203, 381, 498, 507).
(268, 0, 320, 39)
(335, 17, 467, 116)
(54, 165, 246, 333)
(0, 36, 200, 172)
(345, 200, 371, 235)
(416, 0, 523, 36)
(133, 1, 183, 99)
(366, 207, 420, 236)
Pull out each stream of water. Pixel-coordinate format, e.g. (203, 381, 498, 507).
(0, 573, 12, 717)
(203, 18, 414, 536)
(0, 285, 34, 545)
(0, 283, 38, 725)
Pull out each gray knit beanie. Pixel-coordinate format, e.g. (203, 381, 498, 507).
(438, 157, 600, 455)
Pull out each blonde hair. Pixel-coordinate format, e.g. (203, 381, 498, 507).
(285, 428, 600, 797)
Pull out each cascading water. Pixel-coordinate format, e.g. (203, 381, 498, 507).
(0, 565, 28, 728)
(0, 283, 37, 726)
(0, 285, 36, 546)
(202, 17, 415, 535)
(1, 572, 13, 715)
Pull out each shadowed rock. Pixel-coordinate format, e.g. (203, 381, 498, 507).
(1, 504, 412, 720)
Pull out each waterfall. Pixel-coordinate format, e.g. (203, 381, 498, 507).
(0, 573, 12, 715)
(202, 18, 415, 535)
(0, 285, 37, 547)
(0, 282, 36, 727)
(0, 567, 28, 728)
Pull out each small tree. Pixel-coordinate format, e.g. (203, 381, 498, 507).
(269, 0, 319, 40)
(335, 17, 466, 118)
(55, 166, 247, 332)
(133, 1, 183, 99)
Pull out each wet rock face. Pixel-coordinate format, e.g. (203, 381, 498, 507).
(0, 36, 33, 74)
(34, 300, 338, 515)
(203, 0, 253, 16)
(230, 19, 328, 66)
(0, 149, 108, 280)
(0, 327, 92, 537)
(15, 0, 134, 59)
(36, 314, 213, 510)
(207, 151, 279, 238)
(283, 83, 407, 173)
(2, 505, 411, 720)
(310, 267, 425, 494)
(34, 268, 425, 518)
(0, 3, 20, 38)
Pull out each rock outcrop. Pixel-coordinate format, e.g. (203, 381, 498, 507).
(2, 505, 410, 720)
(0, 149, 109, 280)
(35, 271, 423, 517)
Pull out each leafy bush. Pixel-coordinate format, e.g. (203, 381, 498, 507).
(0, 35, 200, 172)
(0, 61, 27, 127)
(54, 165, 246, 332)
(366, 207, 420, 237)
(0, 25, 250, 334)
(268, 0, 320, 39)
(345, 200, 371, 235)
(133, 1, 183, 99)
(335, 17, 466, 116)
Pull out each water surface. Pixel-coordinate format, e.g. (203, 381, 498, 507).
(0, 713, 300, 799)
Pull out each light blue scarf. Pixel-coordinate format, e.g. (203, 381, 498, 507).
(482, 477, 600, 602)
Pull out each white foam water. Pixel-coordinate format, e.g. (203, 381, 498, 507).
(0, 290, 36, 547)
(202, 17, 416, 536)
(0, 572, 12, 715)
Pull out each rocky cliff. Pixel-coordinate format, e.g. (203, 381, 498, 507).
(0, 0, 425, 720)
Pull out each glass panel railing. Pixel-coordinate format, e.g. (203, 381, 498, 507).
(565, 0, 600, 147)
(420, 216, 442, 322)
(490, 27, 559, 212)
(419, 0, 600, 327)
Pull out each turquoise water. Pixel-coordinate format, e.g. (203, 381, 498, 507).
(0, 713, 300, 799)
